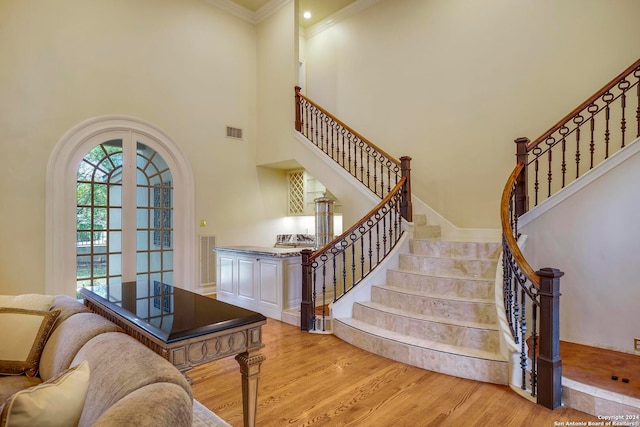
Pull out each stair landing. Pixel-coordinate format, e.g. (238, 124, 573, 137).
(561, 341, 640, 415)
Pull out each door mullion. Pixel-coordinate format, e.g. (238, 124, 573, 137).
(121, 131, 137, 282)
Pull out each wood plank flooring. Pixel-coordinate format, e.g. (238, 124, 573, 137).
(190, 319, 599, 427)
(561, 340, 640, 399)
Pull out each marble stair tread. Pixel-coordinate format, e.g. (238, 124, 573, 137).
(357, 300, 499, 331)
(389, 267, 496, 284)
(398, 255, 497, 279)
(335, 316, 506, 362)
(375, 284, 495, 305)
(409, 239, 501, 260)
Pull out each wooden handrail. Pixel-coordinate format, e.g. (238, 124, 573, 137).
(501, 163, 540, 285)
(527, 57, 640, 152)
(309, 176, 406, 263)
(295, 86, 400, 167)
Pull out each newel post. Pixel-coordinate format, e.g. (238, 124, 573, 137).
(300, 249, 313, 331)
(536, 267, 563, 410)
(295, 86, 302, 133)
(400, 156, 413, 222)
(514, 137, 530, 217)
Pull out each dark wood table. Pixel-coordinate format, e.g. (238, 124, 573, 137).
(80, 281, 266, 427)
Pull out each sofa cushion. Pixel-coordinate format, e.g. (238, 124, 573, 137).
(72, 332, 191, 427)
(0, 308, 60, 376)
(49, 295, 90, 332)
(0, 361, 90, 427)
(90, 383, 192, 427)
(0, 295, 55, 311)
(39, 313, 121, 382)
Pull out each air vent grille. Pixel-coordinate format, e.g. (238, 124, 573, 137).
(200, 235, 216, 286)
(226, 126, 243, 140)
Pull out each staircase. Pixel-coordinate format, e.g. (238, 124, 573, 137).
(333, 214, 508, 384)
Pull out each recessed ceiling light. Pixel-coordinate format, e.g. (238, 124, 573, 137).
(303, 11, 312, 19)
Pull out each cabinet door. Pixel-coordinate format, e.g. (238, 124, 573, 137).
(217, 255, 235, 296)
(258, 259, 280, 308)
(237, 257, 256, 300)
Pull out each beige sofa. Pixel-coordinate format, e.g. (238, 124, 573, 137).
(0, 295, 193, 426)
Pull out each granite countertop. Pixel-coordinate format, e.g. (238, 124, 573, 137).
(215, 245, 312, 258)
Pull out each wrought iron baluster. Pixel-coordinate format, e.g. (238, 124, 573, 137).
(531, 300, 538, 396)
(604, 93, 612, 159)
(547, 149, 552, 198)
(573, 115, 583, 179)
(589, 109, 596, 169)
(636, 69, 640, 137)
(519, 287, 527, 390)
(620, 88, 627, 149)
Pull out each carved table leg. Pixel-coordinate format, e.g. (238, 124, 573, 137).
(235, 350, 266, 427)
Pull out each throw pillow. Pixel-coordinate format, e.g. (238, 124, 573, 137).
(0, 308, 60, 376)
(0, 295, 55, 311)
(0, 360, 90, 427)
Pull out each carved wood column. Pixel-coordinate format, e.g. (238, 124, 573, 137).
(514, 137, 530, 217)
(536, 267, 563, 410)
(235, 350, 266, 427)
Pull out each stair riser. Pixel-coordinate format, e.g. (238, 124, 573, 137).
(399, 255, 497, 279)
(413, 226, 441, 239)
(334, 320, 508, 384)
(353, 303, 499, 352)
(386, 270, 493, 299)
(372, 287, 497, 324)
(409, 240, 501, 260)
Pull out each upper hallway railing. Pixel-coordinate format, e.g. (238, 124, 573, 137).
(501, 163, 563, 410)
(294, 87, 412, 332)
(295, 86, 412, 220)
(514, 58, 640, 216)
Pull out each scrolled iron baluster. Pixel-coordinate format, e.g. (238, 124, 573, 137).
(559, 126, 569, 188)
(618, 79, 630, 148)
(603, 91, 614, 159)
(572, 115, 584, 178)
(587, 103, 598, 169)
(531, 300, 538, 396)
(635, 68, 640, 138)
(359, 224, 366, 281)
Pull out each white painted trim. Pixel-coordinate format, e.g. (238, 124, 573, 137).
(519, 136, 640, 228)
(204, 0, 256, 23)
(255, 0, 291, 23)
(46, 116, 196, 296)
(205, 0, 291, 24)
(304, 0, 382, 39)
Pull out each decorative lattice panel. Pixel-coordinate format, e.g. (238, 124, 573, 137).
(288, 171, 305, 215)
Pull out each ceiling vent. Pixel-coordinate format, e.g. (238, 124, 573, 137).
(226, 126, 243, 140)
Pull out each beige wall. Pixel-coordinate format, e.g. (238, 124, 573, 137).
(0, 0, 272, 294)
(256, 1, 298, 165)
(304, 0, 640, 228)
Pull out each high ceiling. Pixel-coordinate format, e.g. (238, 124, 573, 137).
(231, 0, 357, 28)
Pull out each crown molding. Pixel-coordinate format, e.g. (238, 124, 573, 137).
(205, 0, 292, 25)
(255, 0, 292, 23)
(304, 0, 382, 39)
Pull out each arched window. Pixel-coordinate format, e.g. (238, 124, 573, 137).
(46, 117, 195, 297)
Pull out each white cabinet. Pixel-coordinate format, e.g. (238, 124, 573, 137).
(216, 248, 302, 321)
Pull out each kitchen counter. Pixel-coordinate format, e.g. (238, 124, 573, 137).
(215, 246, 304, 325)
(215, 245, 312, 258)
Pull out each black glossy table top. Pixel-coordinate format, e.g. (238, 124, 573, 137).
(80, 281, 266, 343)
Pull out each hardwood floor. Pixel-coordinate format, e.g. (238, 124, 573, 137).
(190, 319, 599, 426)
(561, 340, 640, 399)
